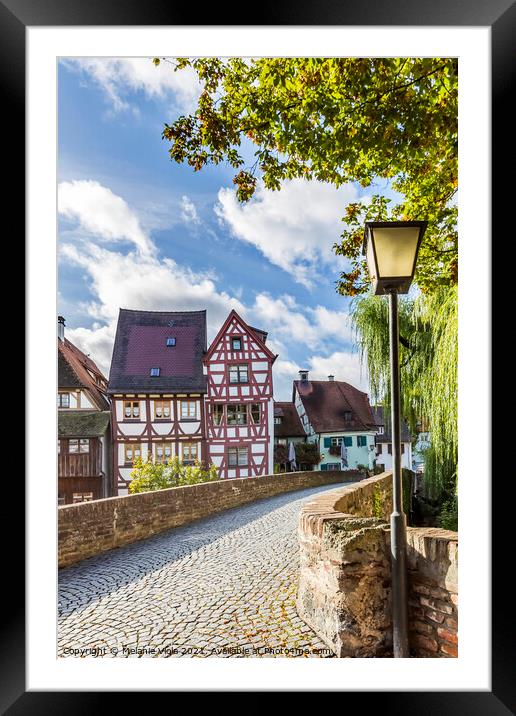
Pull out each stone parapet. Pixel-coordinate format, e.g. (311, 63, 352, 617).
(296, 472, 458, 658)
(58, 470, 358, 568)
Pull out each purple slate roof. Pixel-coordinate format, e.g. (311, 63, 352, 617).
(108, 309, 207, 394)
(294, 379, 377, 433)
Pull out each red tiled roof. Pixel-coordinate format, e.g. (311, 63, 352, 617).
(58, 338, 110, 410)
(274, 401, 306, 438)
(108, 309, 207, 394)
(293, 379, 376, 433)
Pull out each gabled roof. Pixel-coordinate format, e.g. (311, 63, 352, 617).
(108, 309, 207, 394)
(372, 406, 412, 442)
(204, 309, 277, 363)
(293, 379, 377, 433)
(58, 411, 110, 438)
(58, 338, 109, 410)
(274, 401, 306, 438)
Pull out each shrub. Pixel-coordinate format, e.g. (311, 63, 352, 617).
(128, 456, 219, 494)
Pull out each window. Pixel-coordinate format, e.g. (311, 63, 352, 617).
(156, 442, 173, 462)
(124, 401, 140, 419)
(150, 367, 160, 377)
(124, 443, 141, 463)
(228, 447, 248, 467)
(58, 392, 70, 408)
(274, 417, 282, 425)
(229, 364, 248, 383)
(331, 437, 343, 446)
(180, 400, 197, 419)
(231, 337, 242, 351)
(154, 400, 171, 419)
(73, 492, 93, 503)
(69, 439, 78, 454)
(377, 426, 385, 434)
(344, 411, 352, 421)
(376, 444, 383, 455)
(250, 404, 261, 424)
(212, 404, 224, 426)
(330, 436, 352, 447)
(58, 496, 65, 506)
(57, 439, 61, 454)
(402, 443, 405, 454)
(388, 443, 392, 455)
(183, 442, 198, 464)
(357, 435, 367, 447)
(227, 404, 247, 425)
(166, 337, 176, 346)
(327, 463, 340, 471)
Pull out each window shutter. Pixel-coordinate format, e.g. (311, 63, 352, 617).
(344, 436, 352, 447)
(323, 437, 331, 448)
(320, 463, 327, 471)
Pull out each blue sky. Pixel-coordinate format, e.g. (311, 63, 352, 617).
(57, 58, 398, 400)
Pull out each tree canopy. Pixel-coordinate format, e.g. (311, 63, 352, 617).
(157, 57, 458, 295)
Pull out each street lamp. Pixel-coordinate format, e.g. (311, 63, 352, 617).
(363, 220, 427, 658)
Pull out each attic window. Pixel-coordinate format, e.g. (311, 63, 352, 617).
(168, 320, 175, 327)
(344, 411, 352, 421)
(150, 367, 160, 377)
(166, 337, 176, 347)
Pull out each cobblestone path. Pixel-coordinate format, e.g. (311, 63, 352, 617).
(58, 483, 352, 658)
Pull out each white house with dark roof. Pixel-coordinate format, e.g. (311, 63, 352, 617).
(292, 371, 378, 471)
(372, 406, 413, 471)
(108, 309, 208, 495)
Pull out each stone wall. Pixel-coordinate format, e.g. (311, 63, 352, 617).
(58, 470, 358, 568)
(296, 473, 458, 658)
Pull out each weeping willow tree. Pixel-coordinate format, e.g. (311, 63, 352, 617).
(352, 285, 458, 515)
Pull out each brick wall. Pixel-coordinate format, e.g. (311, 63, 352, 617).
(296, 473, 458, 658)
(58, 470, 358, 568)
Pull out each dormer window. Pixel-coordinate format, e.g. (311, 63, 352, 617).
(344, 411, 352, 421)
(150, 367, 160, 377)
(232, 337, 242, 351)
(166, 337, 176, 347)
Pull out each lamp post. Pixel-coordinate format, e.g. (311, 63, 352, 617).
(363, 220, 427, 658)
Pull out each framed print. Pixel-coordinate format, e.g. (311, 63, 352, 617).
(5, 0, 511, 709)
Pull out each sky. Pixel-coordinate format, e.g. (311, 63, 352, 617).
(57, 57, 398, 401)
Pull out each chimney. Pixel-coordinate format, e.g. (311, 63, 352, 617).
(58, 315, 65, 341)
(299, 370, 309, 382)
(328, 374, 335, 381)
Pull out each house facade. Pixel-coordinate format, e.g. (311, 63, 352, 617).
(372, 405, 413, 471)
(293, 372, 377, 471)
(204, 310, 276, 479)
(107, 309, 207, 495)
(57, 316, 112, 504)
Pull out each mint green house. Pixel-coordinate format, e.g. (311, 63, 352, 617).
(293, 371, 378, 471)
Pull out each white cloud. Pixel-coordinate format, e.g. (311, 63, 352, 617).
(62, 57, 202, 114)
(215, 179, 360, 287)
(248, 292, 353, 349)
(58, 180, 154, 255)
(180, 195, 200, 225)
(60, 241, 244, 375)
(308, 351, 369, 393)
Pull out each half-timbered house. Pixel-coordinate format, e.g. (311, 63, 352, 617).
(57, 316, 112, 504)
(107, 309, 207, 495)
(204, 310, 276, 478)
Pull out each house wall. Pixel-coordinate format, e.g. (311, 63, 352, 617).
(375, 441, 413, 471)
(318, 432, 377, 471)
(111, 393, 205, 495)
(204, 313, 274, 479)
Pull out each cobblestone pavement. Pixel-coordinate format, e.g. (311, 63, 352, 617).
(58, 483, 353, 658)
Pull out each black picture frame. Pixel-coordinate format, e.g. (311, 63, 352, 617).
(9, 0, 509, 710)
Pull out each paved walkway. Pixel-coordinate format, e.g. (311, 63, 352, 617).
(58, 483, 351, 658)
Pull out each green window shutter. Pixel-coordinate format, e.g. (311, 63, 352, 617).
(320, 463, 327, 471)
(358, 435, 367, 447)
(344, 436, 352, 447)
(323, 437, 331, 448)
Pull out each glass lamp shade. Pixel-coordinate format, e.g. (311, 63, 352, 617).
(363, 221, 427, 295)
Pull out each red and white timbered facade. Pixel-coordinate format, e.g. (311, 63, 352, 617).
(204, 310, 276, 479)
(111, 392, 206, 495)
